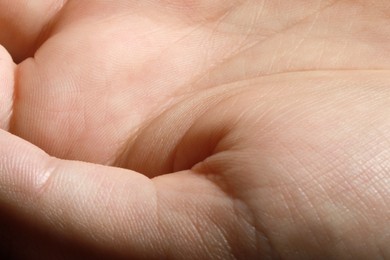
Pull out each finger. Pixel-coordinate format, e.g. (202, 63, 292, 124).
(0, 45, 15, 130)
(0, 130, 256, 258)
(0, 0, 66, 62)
(0, 129, 158, 257)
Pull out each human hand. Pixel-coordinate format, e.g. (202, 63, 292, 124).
(0, 1, 389, 258)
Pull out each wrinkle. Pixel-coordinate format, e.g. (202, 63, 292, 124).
(193, 161, 280, 259)
(7, 64, 21, 135)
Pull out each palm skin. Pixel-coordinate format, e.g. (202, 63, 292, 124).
(0, 0, 389, 259)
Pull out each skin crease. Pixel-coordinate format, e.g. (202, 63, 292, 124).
(0, 0, 389, 258)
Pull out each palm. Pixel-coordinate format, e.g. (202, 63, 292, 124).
(3, 1, 236, 166)
(0, 1, 389, 259)
(2, 1, 388, 167)
(3, 1, 281, 168)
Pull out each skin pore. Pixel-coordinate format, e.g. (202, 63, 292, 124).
(0, 0, 389, 258)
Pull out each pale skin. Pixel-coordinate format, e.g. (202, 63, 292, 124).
(0, 0, 389, 259)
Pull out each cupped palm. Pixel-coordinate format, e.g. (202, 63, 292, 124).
(0, 1, 389, 259)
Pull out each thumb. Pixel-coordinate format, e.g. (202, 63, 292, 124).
(0, 130, 254, 258)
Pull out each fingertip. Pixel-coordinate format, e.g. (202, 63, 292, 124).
(0, 45, 15, 130)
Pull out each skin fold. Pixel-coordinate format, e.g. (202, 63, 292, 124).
(0, 0, 389, 258)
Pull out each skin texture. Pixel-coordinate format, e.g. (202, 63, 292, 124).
(0, 0, 389, 258)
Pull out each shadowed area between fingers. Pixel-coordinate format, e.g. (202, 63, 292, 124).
(0, 0, 67, 63)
